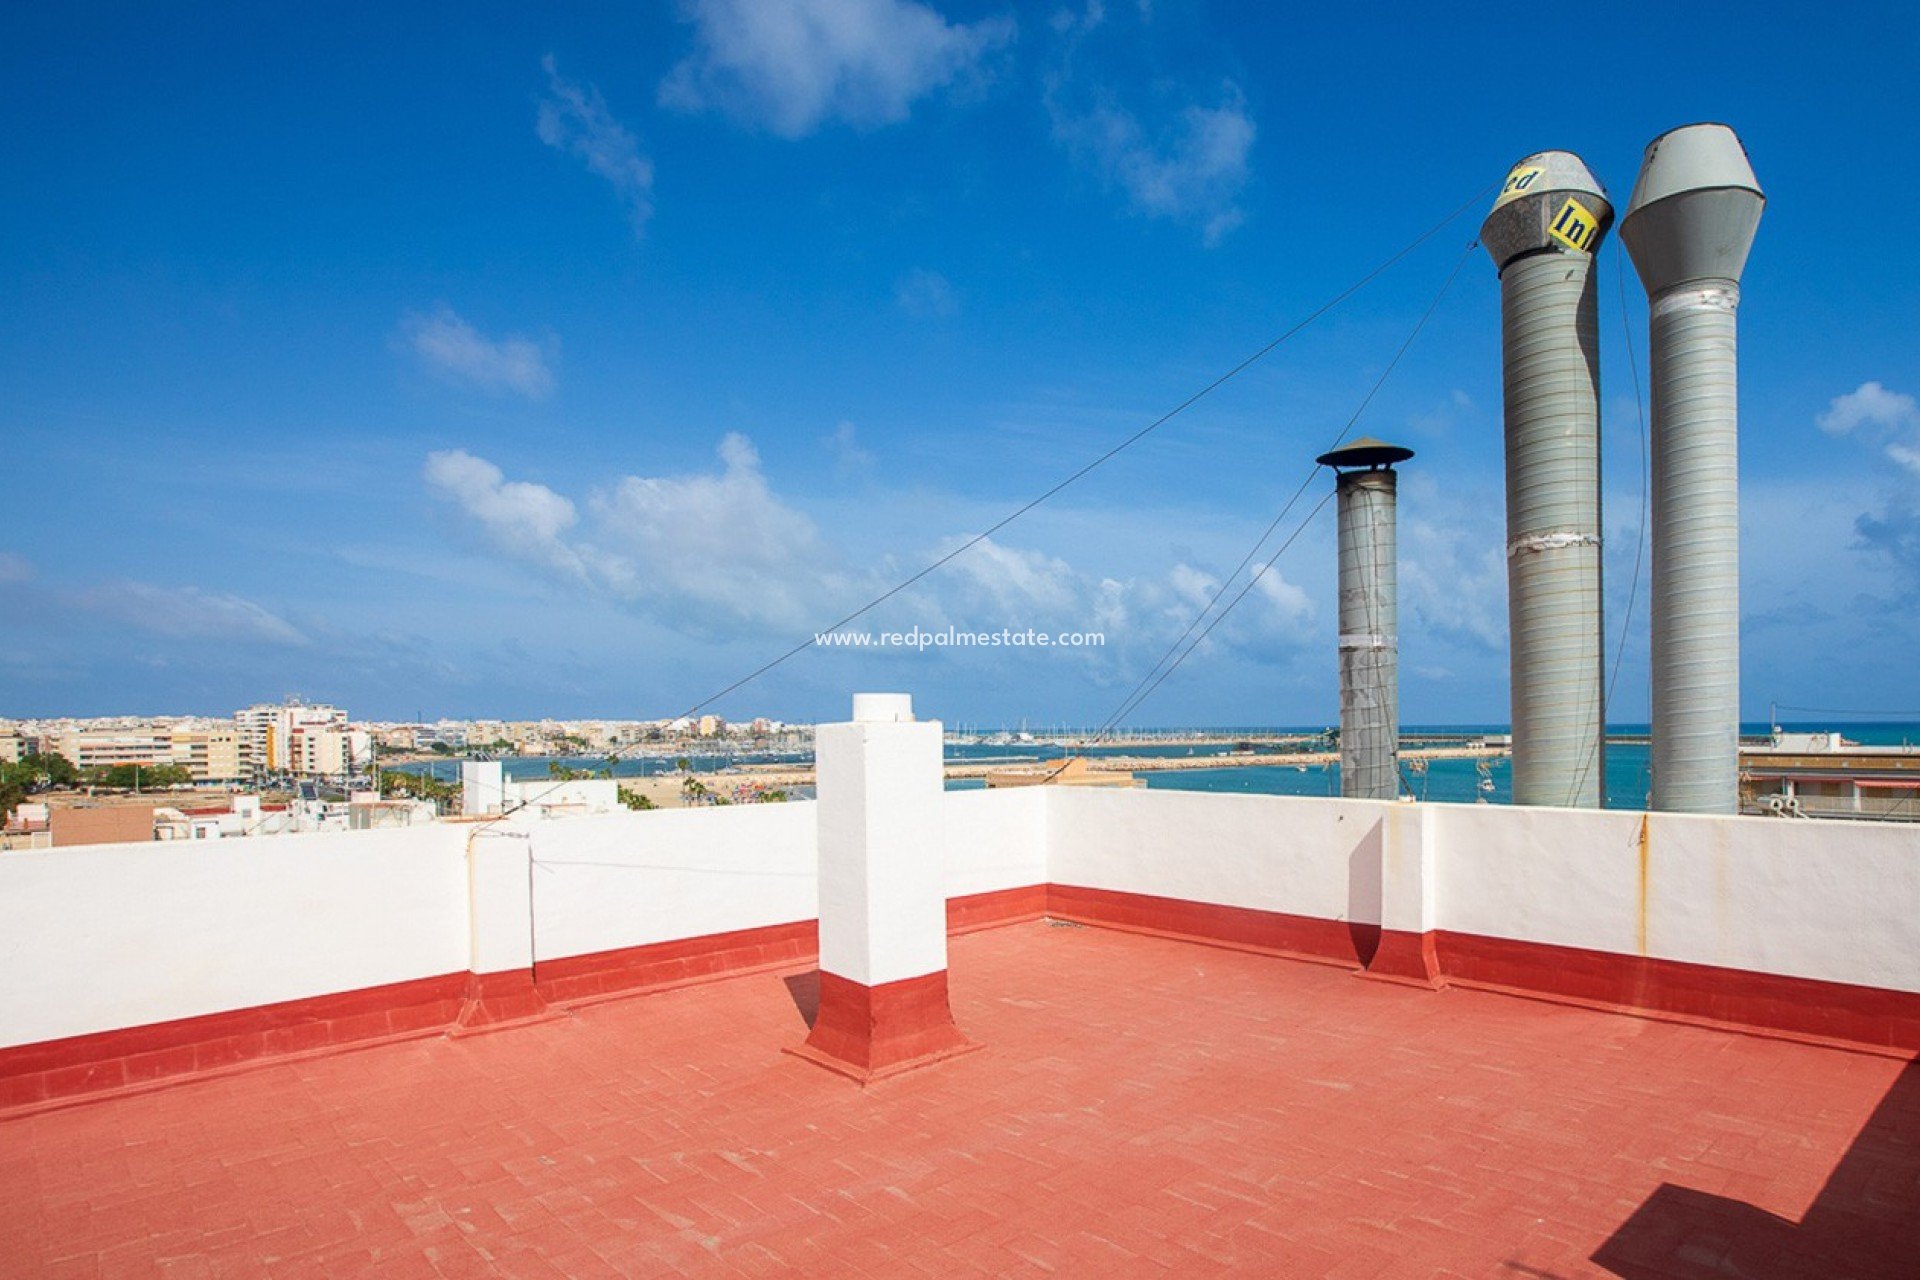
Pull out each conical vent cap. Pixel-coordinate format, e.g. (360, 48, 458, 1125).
(1620, 123, 1764, 295)
(1479, 150, 1613, 272)
(1317, 437, 1413, 470)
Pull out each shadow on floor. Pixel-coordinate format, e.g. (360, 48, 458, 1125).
(783, 970, 820, 1030)
(1345, 817, 1384, 969)
(1591, 1059, 1920, 1278)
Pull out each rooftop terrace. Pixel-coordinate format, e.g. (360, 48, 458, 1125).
(6, 920, 1917, 1278)
(5, 728, 1920, 1278)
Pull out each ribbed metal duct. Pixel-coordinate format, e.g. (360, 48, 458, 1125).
(1480, 152, 1613, 808)
(1319, 438, 1412, 801)
(1620, 124, 1764, 815)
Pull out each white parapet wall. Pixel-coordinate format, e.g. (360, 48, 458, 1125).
(1049, 787, 1409, 924)
(5, 782, 1919, 1076)
(0, 788, 1057, 1058)
(1438, 803, 1920, 994)
(525, 802, 819, 964)
(941, 786, 1049, 901)
(525, 788, 1052, 965)
(0, 824, 471, 1049)
(1046, 786, 1920, 999)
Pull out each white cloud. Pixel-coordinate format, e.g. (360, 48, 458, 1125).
(1816, 382, 1920, 549)
(895, 267, 957, 318)
(538, 55, 655, 234)
(587, 433, 834, 627)
(1160, 559, 1315, 649)
(78, 582, 308, 646)
(935, 535, 1081, 617)
(402, 307, 556, 398)
(825, 420, 875, 471)
(1250, 565, 1313, 631)
(1048, 78, 1254, 245)
(1050, 1, 1105, 35)
(659, 0, 1014, 138)
(1817, 380, 1919, 438)
(0, 551, 32, 584)
(427, 437, 838, 631)
(421, 438, 1334, 682)
(1165, 561, 1217, 612)
(424, 450, 586, 579)
(1400, 514, 1507, 652)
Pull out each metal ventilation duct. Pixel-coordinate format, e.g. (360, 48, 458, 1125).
(1480, 152, 1613, 808)
(1620, 124, 1764, 815)
(1318, 437, 1413, 801)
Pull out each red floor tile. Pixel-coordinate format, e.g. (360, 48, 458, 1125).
(4, 921, 1918, 1278)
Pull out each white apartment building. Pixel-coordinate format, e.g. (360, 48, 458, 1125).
(233, 699, 355, 778)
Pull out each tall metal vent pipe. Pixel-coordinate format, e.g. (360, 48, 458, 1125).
(1479, 152, 1614, 808)
(1620, 124, 1764, 815)
(1318, 438, 1413, 801)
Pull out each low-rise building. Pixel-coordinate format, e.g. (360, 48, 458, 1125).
(42, 723, 241, 782)
(47, 804, 157, 847)
(0, 801, 51, 850)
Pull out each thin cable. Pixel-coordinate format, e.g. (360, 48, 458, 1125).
(1113, 490, 1338, 729)
(1564, 240, 1653, 808)
(1046, 235, 1474, 782)
(668, 184, 1496, 730)
(485, 182, 1495, 821)
(1091, 240, 1477, 742)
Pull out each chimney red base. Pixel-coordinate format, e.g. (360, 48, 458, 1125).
(1357, 929, 1446, 990)
(786, 969, 980, 1084)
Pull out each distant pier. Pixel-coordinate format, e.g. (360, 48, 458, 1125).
(729, 739, 1507, 789)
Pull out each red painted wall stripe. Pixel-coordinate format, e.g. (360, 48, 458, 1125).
(0, 972, 469, 1112)
(1434, 930, 1920, 1055)
(533, 919, 819, 1006)
(948, 883, 1047, 935)
(1047, 884, 1920, 1057)
(1045, 883, 1369, 968)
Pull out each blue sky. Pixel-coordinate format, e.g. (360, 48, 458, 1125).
(3, 1, 1917, 727)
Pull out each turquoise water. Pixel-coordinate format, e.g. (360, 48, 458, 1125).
(394, 722, 1918, 810)
(391, 750, 809, 785)
(1110, 722, 1918, 808)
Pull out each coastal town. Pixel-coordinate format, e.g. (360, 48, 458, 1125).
(0, 698, 813, 847)
(9, 696, 1917, 851)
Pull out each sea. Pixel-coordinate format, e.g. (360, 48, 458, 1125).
(392, 721, 1920, 810)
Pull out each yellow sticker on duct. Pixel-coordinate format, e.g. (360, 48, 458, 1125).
(1547, 196, 1600, 252)
(1494, 164, 1544, 207)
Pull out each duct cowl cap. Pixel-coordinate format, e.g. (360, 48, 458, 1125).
(1479, 150, 1614, 272)
(1620, 123, 1764, 296)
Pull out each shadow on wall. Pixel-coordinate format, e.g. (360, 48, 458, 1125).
(1590, 1060, 1920, 1278)
(1345, 817, 1385, 969)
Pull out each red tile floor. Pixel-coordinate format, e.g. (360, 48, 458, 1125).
(4, 921, 1917, 1278)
